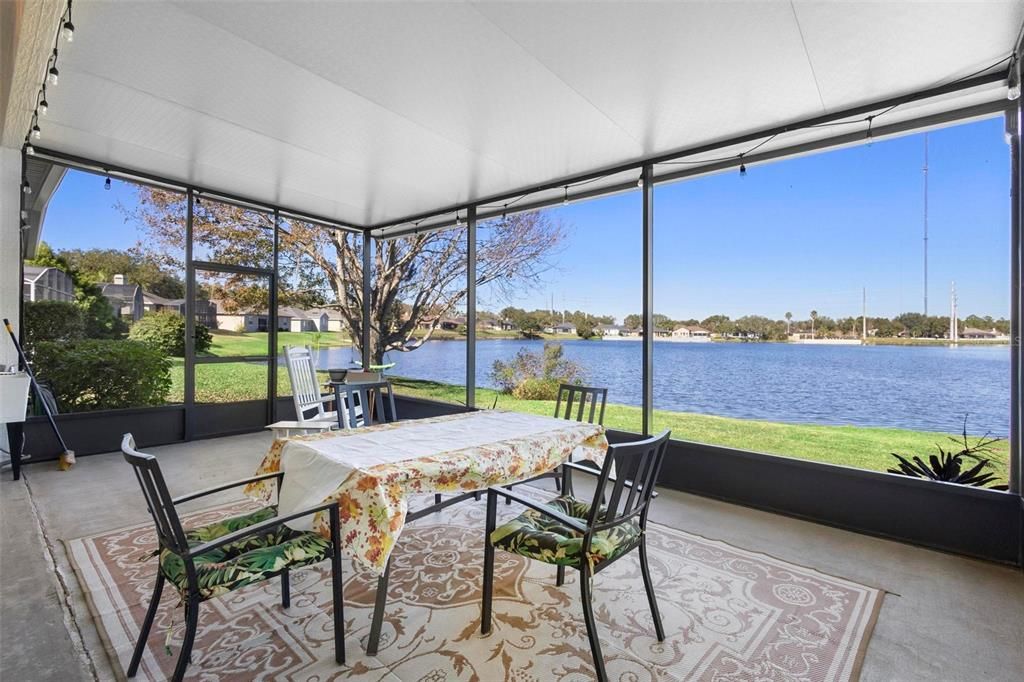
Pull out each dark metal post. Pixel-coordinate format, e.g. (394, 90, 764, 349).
(641, 164, 654, 436)
(362, 230, 372, 370)
(466, 206, 477, 408)
(268, 209, 280, 424)
(184, 189, 196, 440)
(1010, 101, 1022, 496)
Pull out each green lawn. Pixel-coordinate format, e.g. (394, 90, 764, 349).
(388, 377, 1010, 486)
(206, 330, 351, 356)
(163, 364, 1009, 487)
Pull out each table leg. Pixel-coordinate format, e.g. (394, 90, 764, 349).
(332, 384, 344, 429)
(366, 556, 392, 656)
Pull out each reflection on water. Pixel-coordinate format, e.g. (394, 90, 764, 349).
(300, 339, 1009, 435)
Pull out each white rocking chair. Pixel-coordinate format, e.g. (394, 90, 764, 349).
(268, 346, 338, 438)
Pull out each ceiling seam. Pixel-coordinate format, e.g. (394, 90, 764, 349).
(789, 0, 828, 115)
(468, 2, 646, 154)
(169, 1, 521, 183)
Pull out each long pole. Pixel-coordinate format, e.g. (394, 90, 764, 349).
(862, 288, 867, 340)
(923, 133, 929, 317)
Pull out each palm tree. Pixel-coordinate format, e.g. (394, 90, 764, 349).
(785, 311, 792, 334)
(810, 310, 818, 338)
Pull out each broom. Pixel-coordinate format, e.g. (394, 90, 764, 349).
(3, 318, 75, 470)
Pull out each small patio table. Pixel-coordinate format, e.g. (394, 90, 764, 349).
(246, 409, 607, 655)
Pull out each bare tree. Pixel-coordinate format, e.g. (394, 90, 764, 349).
(128, 189, 564, 364)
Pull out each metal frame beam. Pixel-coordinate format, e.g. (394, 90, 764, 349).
(466, 206, 477, 409)
(641, 164, 654, 436)
(361, 230, 372, 370)
(184, 189, 196, 439)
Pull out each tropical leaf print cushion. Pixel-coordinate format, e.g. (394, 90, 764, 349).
(490, 495, 641, 568)
(159, 506, 333, 600)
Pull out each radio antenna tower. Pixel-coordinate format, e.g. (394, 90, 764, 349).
(923, 133, 929, 317)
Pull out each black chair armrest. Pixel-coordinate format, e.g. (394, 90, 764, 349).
(562, 462, 658, 498)
(187, 501, 339, 558)
(488, 486, 588, 534)
(172, 472, 284, 505)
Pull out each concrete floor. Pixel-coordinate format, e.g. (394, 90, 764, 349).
(2, 431, 1022, 681)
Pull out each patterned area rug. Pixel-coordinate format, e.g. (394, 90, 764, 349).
(66, 491, 882, 681)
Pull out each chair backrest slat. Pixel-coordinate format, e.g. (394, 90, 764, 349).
(554, 384, 608, 426)
(286, 345, 327, 423)
(586, 430, 670, 530)
(334, 380, 398, 429)
(121, 433, 190, 556)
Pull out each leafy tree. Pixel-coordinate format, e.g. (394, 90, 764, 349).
(128, 189, 564, 364)
(27, 243, 126, 339)
(623, 314, 642, 329)
(129, 312, 212, 356)
(59, 247, 185, 298)
(785, 311, 793, 334)
(810, 310, 818, 338)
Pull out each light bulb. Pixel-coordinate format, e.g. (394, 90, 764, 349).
(563, 186, 569, 206)
(62, 20, 75, 43)
(636, 176, 644, 189)
(455, 213, 462, 226)
(1009, 83, 1021, 101)
(739, 163, 747, 177)
(47, 66, 59, 86)
(39, 98, 48, 115)
(31, 124, 41, 140)
(22, 180, 32, 195)
(25, 142, 35, 156)
(104, 176, 111, 190)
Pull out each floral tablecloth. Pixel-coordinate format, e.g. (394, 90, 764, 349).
(246, 410, 607, 574)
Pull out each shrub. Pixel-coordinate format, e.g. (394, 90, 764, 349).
(129, 312, 212, 356)
(512, 377, 562, 400)
(31, 339, 171, 411)
(491, 342, 584, 395)
(23, 300, 84, 348)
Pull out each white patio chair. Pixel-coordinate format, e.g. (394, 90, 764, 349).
(271, 345, 338, 437)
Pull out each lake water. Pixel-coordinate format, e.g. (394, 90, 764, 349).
(310, 339, 1010, 436)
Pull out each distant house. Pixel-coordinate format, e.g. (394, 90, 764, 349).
(142, 292, 217, 327)
(672, 325, 711, 341)
(100, 275, 144, 322)
(652, 327, 671, 338)
(282, 307, 330, 333)
(212, 300, 291, 332)
(23, 265, 74, 302)
(440, 316, 466, 331)
(551, 322, 577, 335)
(961, 327, 1000, 340)
(479, 318, 515, 331)
(597, 324, 627, 337)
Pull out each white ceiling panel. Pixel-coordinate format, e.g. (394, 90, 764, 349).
(8, 0, 1021, 229)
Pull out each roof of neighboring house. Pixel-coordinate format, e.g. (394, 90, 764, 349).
(100, 282, 142, 302)
(553, 322, 576, 329)
(962, 327, 998, 336)
(597, 324, 625, 331)
(142, 291, 186, 306)
(22, 264, 68, 282)
(675, 325, 710, 333)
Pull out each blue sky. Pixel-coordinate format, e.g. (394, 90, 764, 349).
(484, 116, 1011, 322)
(43, 117, 1010, 324)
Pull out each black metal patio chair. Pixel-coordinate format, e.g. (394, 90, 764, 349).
(481, 430, 671, 682)
(120, 433, 345, 682)
(503, 383, 608, 502)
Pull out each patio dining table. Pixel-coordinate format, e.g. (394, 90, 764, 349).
(245, 409, 608, 654)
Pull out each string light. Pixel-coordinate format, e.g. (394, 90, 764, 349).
(1009, 56, 1021, 101)
(562, 186, 569, 205)
(636, 174, 644, 189)
(62, 1, 75, 42)
(23, 2, 76, 154)
(104, 175, 111, 191)
(455, 212, 462, 226)
(738, 154, 746, 177)
(47, 49, 59, 86)
(22, 179, 32, 195)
